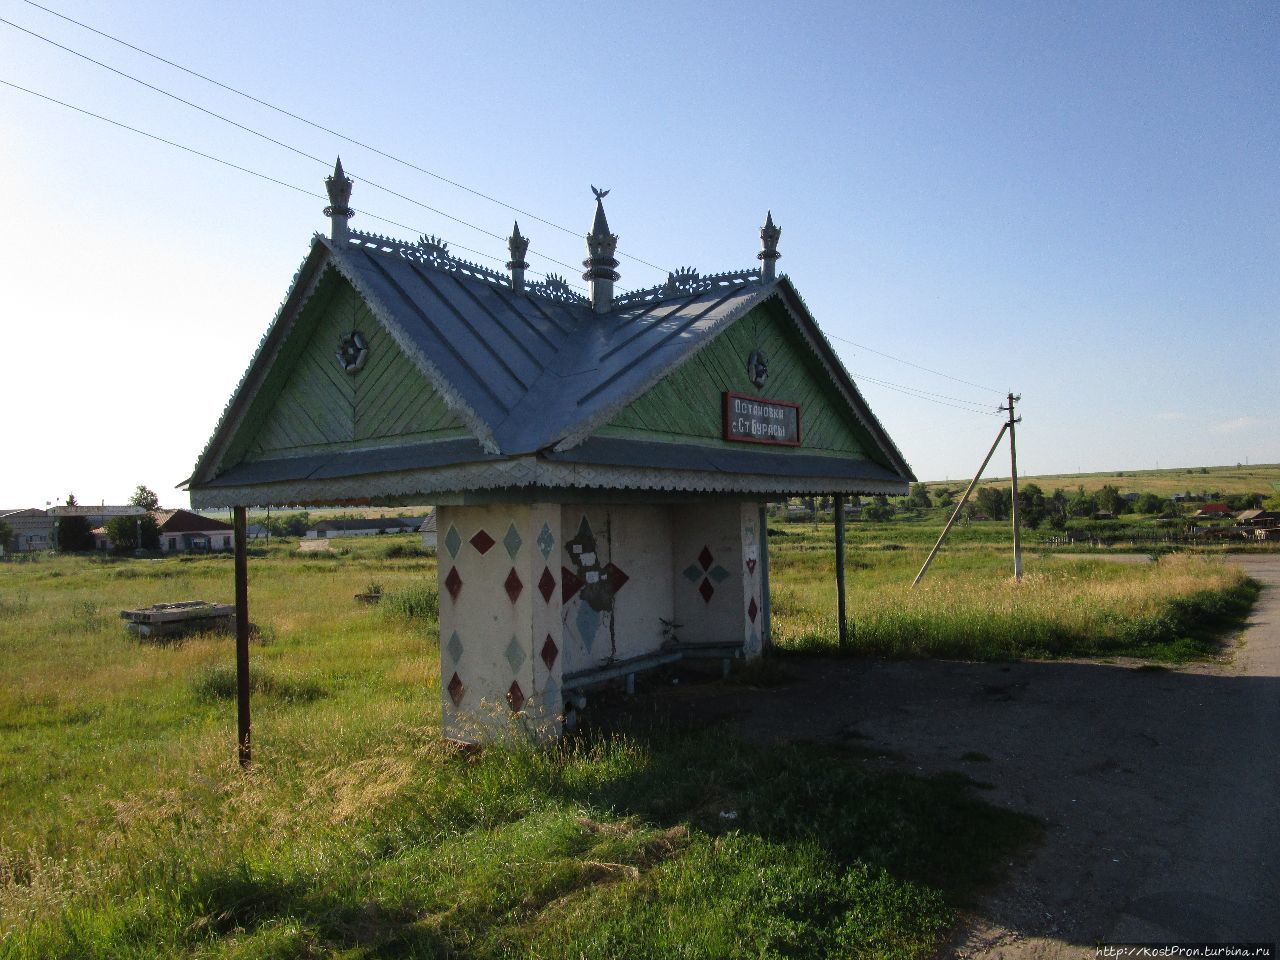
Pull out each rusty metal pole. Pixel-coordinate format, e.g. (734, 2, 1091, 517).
(834, 493, 848, 649)
(233, 505, 251, 766)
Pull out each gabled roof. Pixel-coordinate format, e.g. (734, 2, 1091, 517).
(187, 228, 913, 504)
(155, 509, 234, 533)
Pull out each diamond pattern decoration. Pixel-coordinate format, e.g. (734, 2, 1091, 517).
(698, 579, 715, 603)
(682, 563, 703, 583)
(561, 566, 584, 602)
(444, 566, 463, 602)
(503, 523, 523, 560)
(504, 567, 524, 604)
(540, 634, 559, 670)
(536, 522, 555, 559)
(505, 635, 526, 673)
(746, 557, 757, 574)
(507, 681, 525, 712)
(538, 566, 556, 603)
(542, 677, 560, 712)
(708, 564, 731, 584)
(748, 597, 759, 623)
(698, 546, 714, 570)
(446, 631, 464, 663)
(577, 601, 601, 651)
(447, 672, 465, 707)
(470, 529, 496, 555)
(605, 563, 629, 592)
(444, 524, 462, 558)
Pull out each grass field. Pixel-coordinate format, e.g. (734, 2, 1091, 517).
(0, 529, 1256, 958)
(963, 462, 1280, 498)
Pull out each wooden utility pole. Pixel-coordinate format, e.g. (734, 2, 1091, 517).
(913, 421, 1010, 587)
(834, 493, 848, 649)
(233, 506, 251, 766)
(1002, 393, 1023, 581)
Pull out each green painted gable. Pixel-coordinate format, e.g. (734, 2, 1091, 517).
(225, 268, 468, 466)
(599, 299, 886, 465)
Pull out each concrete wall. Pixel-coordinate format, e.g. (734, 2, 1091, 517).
(558, 505, 674, 677)
(671, 502, 765, 654)
(437, 503, 562, 743)
(436, 499, 763, 744)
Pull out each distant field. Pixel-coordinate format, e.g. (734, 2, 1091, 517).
(950, 462, 1280, 498)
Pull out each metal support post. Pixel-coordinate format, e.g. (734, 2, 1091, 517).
(233, 506, 251, 766)
(834, 493, 848, 649)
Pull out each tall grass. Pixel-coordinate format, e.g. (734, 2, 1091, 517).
(768, 540, 1257, 661)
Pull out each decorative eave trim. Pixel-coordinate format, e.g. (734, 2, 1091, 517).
(185, 239, 333, 487)
(188, 456, 908, 509)
(320, 237, 502, 455)
(770, 276, 916, 482)
(551, 282, 781, 453)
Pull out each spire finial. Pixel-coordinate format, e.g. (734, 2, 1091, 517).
(583, 186, 620, 313)
(507, 221, 530, 294)
(324, 156, 354, 242)
(758, 210, 781, 281)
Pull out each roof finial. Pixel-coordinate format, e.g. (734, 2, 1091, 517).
(324, 156, 354, 242)
(583, 186, 620, 314)
(506, 221, 530, 294)
(758, 210, 781, 282)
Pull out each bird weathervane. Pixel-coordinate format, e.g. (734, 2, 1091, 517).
(591, 185, 609, 201)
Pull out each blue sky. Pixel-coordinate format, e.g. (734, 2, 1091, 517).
(1, 0, 1276, 506)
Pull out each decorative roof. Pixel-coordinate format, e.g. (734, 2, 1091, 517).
(187, 197, 914, 504)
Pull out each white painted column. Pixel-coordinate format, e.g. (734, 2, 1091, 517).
(437, 503, 564, 743)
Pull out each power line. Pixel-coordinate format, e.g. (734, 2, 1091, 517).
(0, 14, 590, 277)
(827, 331, 1004, 395)
(8, 9, 1010, 404)
(848, 370, 1002, 415)
(0, 78, 587, 290)
(16, 0, 672, 275)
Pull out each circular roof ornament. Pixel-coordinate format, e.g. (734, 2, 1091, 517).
(747, 350, 768, 389)
(337, 331, 368, 373)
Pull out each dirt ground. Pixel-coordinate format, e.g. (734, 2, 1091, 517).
(621, 554, 1280, 954)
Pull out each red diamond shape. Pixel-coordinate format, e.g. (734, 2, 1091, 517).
(698, 578, 715, 603)
(698, 546, 714, 571)
(540, 634, 559, 669)
(507, 680, 525, 712)
(746, 558, 757, 574)
(748, 597, 758, 623)
(447, 672, 465, 706)
(444, 566, 463, 602)
(561, 566, 583, 602)
(504, 567, 523, 604)
(538, 566, 556, 603)
(469, 529, 495, 554)
(605, 562, 629, 592)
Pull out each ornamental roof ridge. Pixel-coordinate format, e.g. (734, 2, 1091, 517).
(344, 228, 589, 307)
(613, 265, 764, 308)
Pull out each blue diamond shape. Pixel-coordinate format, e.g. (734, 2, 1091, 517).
(536, 522, 555, 559)
(576, 602, 600, 652)
(503, 523, 523, 560)
(446, 631, 463, 663)
(542, 678, 560, 711)
(748, 629, 760, 652)
(709, 564, 731, 584)
(444, 524, 462, 558)
(505, 635, 526, 673)
(682, 563, 703, 583)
